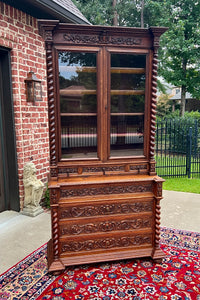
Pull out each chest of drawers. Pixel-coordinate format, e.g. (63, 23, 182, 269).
(47, 174, 164, 272)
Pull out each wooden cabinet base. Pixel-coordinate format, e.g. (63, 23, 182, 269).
(47, 239, 164, 274)
(47, 175, 165, 273)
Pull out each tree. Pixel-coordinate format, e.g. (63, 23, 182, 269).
(156, 94, 172, 117)
(72, 0, 115, 25)
(112, 0, 118, 26)
(72, 0, 200, 116)
(158, 0, 200, 116)
(72, 0, 168, 29)
(72, 0, 143, 27)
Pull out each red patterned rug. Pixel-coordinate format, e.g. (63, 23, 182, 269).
(1, 227, 200, 300)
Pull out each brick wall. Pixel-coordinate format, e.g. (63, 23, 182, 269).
(0, 2, 50, 209)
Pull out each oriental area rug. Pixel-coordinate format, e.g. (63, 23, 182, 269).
(1, 227, 200, 300)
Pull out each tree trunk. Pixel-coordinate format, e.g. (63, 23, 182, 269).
(180, 85, 186, 117)
(112, 0, 118, 26)
(180, 58, 187, 117)
(141, 0, 144, 28)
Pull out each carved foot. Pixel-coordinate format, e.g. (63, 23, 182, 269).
(47, 239, 65, 273)
(48, 260, 65, 273)
(151, 247, 165, 264)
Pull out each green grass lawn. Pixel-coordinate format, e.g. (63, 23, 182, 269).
(163, 177, 200, 194)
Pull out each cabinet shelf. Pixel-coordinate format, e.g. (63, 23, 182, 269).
(111, 113, 144, 116)
(111, 90, 145, 96)
(111, 133, 143, 137)
(60, 89, 96, 96)
(61, 113, 143, 117)
(60, 90, 144, 96)
(111, 67, 145, 74)
(61, 113, 97, 117)
(60, 67, 145, 74)
(60, 66, 96, 73)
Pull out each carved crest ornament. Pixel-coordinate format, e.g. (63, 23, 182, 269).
(63, 33, 142, 46)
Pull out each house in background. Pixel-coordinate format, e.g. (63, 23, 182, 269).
(170, 88, 200, 112)
(157, 79, 200, 113)
(0, 0, 89, 212)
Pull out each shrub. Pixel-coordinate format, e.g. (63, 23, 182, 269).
(44, 184, 50, 208)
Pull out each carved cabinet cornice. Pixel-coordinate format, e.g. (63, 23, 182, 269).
(39, 20, 167, 273)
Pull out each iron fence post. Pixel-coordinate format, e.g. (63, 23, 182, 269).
(186, 127, 192, 178)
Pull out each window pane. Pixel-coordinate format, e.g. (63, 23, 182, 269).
(111, 73, 145, 90)
(110, 115, 144, 156)
(61, 116, 97, 159)
(110, 54, 145, 157)
(111, 54, 146, 68)
(59, 52, 97, 159)
(111, 95, 145, 113)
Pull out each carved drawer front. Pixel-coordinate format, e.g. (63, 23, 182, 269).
(59, 213, 153, 237)
(59, 181, 153, 199)
(59, 230, 153, 256)
(58, 196, 154, 220)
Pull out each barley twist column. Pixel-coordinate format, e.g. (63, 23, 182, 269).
(39, 21, 65, 273)
(46, 44, 57, 166)
(149, 27, 168, 262)
(149, 47, 158, 175)
(154, 182, 162, 251)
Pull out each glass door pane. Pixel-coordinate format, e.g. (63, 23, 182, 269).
(110, 54, 146, 157)
(58, 52, 97, 159)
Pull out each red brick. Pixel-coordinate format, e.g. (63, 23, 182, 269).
(26, 49, 34, 55)
(0, 20, 8, 27)
(25, 25, 33, 32)
(5, 16, 14, 25)
(19, 70, 27, 77)
(30, 44, 37, 51)
(17, 10, 22, 22)
(0, 2, 5, 14)
(26, 36, 34, 44)
(28, 32, 37, 39)
(9, 6, 14, 18)
(35, 40, 43, 47)
(27, 61, 35, 67)
(18, 28, 25, 35)
(5, 3, 8, 16)
(15, 21, 24, 29)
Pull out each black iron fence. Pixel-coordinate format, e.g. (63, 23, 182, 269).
(155, 118, 200, 178)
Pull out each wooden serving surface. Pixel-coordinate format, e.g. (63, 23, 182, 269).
(49, 174, 161, 186)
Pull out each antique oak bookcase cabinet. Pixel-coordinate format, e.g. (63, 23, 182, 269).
(39, 21, 167, 273)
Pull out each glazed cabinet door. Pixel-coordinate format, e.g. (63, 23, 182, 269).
(57, 47, 149, 163)
(58, 49, 99, 160)
(108, 51, 148, 159)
